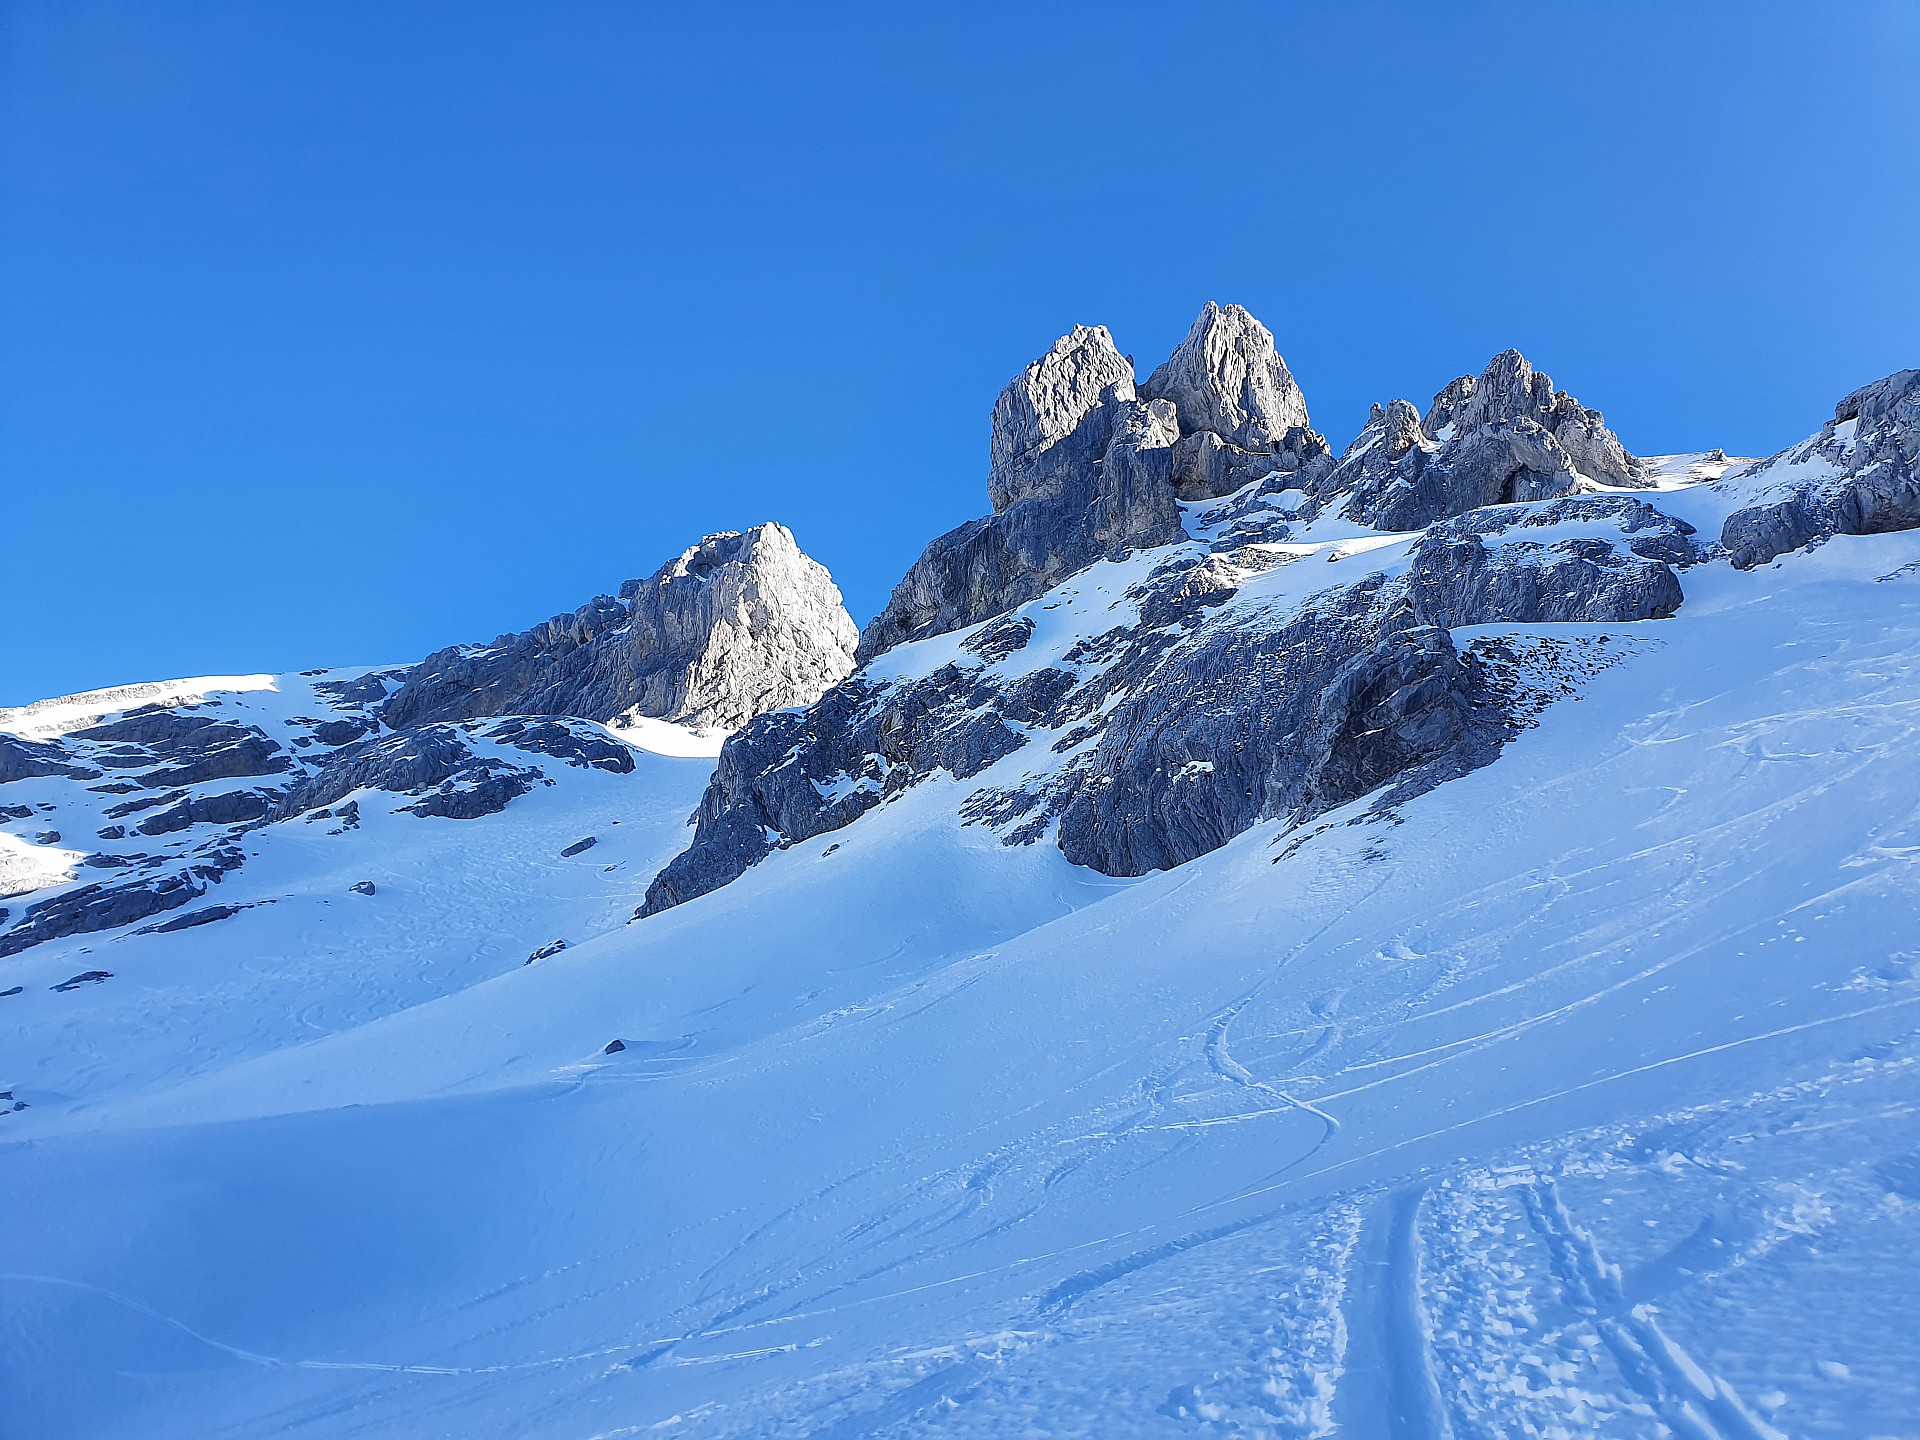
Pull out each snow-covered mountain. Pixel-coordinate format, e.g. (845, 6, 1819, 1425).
(5, 309, 1919, 1439)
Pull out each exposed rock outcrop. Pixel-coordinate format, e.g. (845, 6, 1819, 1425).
(1406, 496, 1696, 628)
(1140, 302, 1329, 501)
(0, 736, 98, 785)
(1051, 497, 1694, 877)
(1423, 349, 1639, 488)
(986, 325, 1139, 513)
(647, 487, 1695, 911)
(1720, 370, 1920, 568)
(0, 873, 205, 958)
(136, 787, 283, 836)
(382, 524, 858, 733)
(856, 387, 1185, 662)
(1327, 351, 1644, 531)
(275, 723, 545, 821)
(860, 304, 1331, 663)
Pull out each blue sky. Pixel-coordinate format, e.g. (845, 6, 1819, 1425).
(4, 1, 1917, 704)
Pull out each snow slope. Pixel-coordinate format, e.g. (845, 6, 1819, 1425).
(5, 527, 1919, 1438)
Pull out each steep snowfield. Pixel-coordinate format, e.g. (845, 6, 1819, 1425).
(5, 528, 1919, 1437)
(0, 672, 720, 1120)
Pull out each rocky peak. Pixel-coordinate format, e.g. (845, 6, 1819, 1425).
(382, 522, 857, 733)
(1422, 349, 1552, 437)
(1352, 399, 1431, 463)
(1834, 368, 1920, 428)
(1141, 301, 1310, 452)
(1322, 352, 1644, 530)
(859, 326, 1187, 663)
(987, 324, 1137, 513)
(1138, 302, 1327, 502)
(1424, 350, 1639, 489)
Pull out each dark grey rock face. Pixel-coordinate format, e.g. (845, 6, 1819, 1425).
(278, 727, 480, 816)
(0, 736, 99, 785)
(857, 396, 1185, 662)
(135, 787, 283, 836)
(139, 903, 247, 934)
(276, 713, 646, 823)
(401, 770, 537, 820)
(648, 487, 1697, 910)
(1328, 351, 1644, 531)
(490, 719, 634, 774)
(274, 723, 552, 822)
(71, 710, 292, 790)
(640, 657, 1079, 913)
(1720, 370, 1920, 568)
(0, 873, 204, 958)
(1057, 581, 1497, 876)
(1406, 497, 1697, 628)
(861, 303, 1334, 663)
(1052, 498, 1694, 876)
(381, 523, 857, 733)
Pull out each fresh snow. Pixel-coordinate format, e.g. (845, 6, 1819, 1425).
(0, 673, 282, 739)
(4, 497, 1920, 1437)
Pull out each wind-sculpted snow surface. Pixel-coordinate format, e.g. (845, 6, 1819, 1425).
(8, 525, 1920, 1439)
(6, 312, 1920, 1438)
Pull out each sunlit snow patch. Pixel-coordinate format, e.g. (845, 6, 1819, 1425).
(0, 830, 85, 898)
(0, 674, 280, 739)
(606, 713, 729, 759)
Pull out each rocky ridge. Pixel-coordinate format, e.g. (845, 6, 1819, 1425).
(7, 305, 1918, 957)
(641, 305, 1918, 914)
(1717, 369, 1920, 567)
(383, 523, 857, 732)
(1, 526, 856, 957)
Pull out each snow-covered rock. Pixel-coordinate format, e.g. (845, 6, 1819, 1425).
(1718, 369, 1920, 567)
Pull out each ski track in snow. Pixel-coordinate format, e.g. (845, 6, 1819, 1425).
(4, 535, 1920, 1436)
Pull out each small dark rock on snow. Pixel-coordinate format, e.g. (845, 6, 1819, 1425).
(51, 970, 114, 992)
(526, 938, 568, 965)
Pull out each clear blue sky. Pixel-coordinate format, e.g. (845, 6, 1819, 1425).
(4, 1, 1917, 705)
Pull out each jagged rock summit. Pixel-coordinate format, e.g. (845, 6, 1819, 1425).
(859, 303, 1333, 663)
(643, 309, 1919, 917)
(1141, 301, 1326, 501)
(1322, 349, 1645, 532)
(384, 522, 857, 733)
